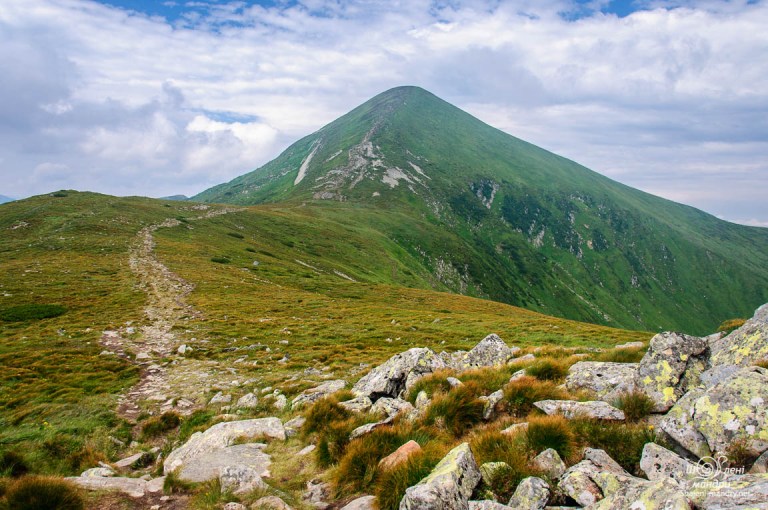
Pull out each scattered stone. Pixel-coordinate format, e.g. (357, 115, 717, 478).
(590, 476, 690, 510)
(339, 395, 373, 413)
(303, 479, 331, 509)
(468, 501, 511, 510)
(177, 344, 189, 355)
(114, 451, 153, 470)
(274, 394, 287, 410)
(534, 400, 625, 420)
(340, 495, 376, 510)
(558, 448, 630, 507)
(350, 417, 393, 440)
(564, 362, 638, 401)
(164, 417, 284, 477)
(352, 347, 446, 400)
(219, 464, 267, 495)
(447, 377, 463, 388)
(481, 389, 504, 420)
(371, 397, 416, 419)
(298, 444, 316, 456)
(501, 422, 528, 435)
(209, 391, 232, 405)
(379, 440, 422, 471)
(506, 476, 550, 510)
(67, 476, 149, 498)
(223, 503, 247, 510)
(253, 495, 293, 509)
(400, 442, 481, 509)
(508, 370, 527, 382)
(236, 392, 259, 409)
(284, 416, 305, 438)
(661, 366, 768, 459)
(445, 334, 521, 371)
(292, 379, 346, 409)
(135, 352, 151, 361)
(415, 390, 430, 411)
(532, 448, 566, 480)
(174, 443, 270, 483)
(615, 341, 645, 350)
(636, 331, 709, 412)
(709, 303, 768, 366)
(81, 467, 116, 478)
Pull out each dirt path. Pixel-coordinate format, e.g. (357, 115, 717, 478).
(102, 207, 237, 420)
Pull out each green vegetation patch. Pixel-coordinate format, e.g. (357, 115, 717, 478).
(0, 304, 67, 322)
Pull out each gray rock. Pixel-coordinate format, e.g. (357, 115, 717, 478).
(447, 334, 521, 371)
(164, 417, 284, 477)
(340, 495, 376, 510)
(515, 353, 536, 362)
(636, 331, 709, 412)
(557, 449, 630, 507)
(688, 473, 768, 509)
(589, 476, 690, 510)
(699, 364, 741, 388)
(81, 467, 115, 477)
(303, 479, 331, 509)
(564, 361, 638, 401)
(114, 451, 153, 469)
(501, 422, 528, 435)
(177, 344, 189, 355)
(533, 400, 625, 420)
(219, 464, 267, 495)
(640, 442, 698, 485)
(209, 391, 233, 405)
(710, 302, 768, 366)
(532, 448, 566, 480)
(339, 395, 373, 413)
(371, 397, 417, 419)
(273, 394, 287, 410)
(468, 502, 510, 510)
(223, 503, 247, 510)
(507, 476, 550, 510)
(66, 476, 149, 498)
(481, 390, 504, 420)
(661, 366, 768, 459)
(415, 390, 431, 411)
(399, 442, 481, 510)
(284, 416, 305, 438)
(292, 379, 346, 409)
(253, 495, 294, 509)
(353, 348, 446, 400)
(298, 444, 316, 456)
(751, 450, 768, 474)
(508, 370, 527, 382)
(615, 341, 645, 349)
(447, 377, 463, 388)
(350, 417, 394, 440)
(236, 392, 259, 409)
(175, 443, 270, 483)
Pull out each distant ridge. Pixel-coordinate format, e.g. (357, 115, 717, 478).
(194, 86, 768, 334)
(0, 195, 16, 204)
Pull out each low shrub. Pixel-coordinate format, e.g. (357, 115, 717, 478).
(245, 247, 257, 253)
(0, 304, 67, 322)
(210, 256, 231, 264)
(1, 476, 84, 510)
(614, 391, 655, 423)
(524, 359, 569, 382)
(525, 415, 576, 461)
(717, 318, 746, 334)
(502, 377, 567, 417)
(421, 384, 485, 437)
(141, 412, 181, 439)
(227, 232, 245, 239)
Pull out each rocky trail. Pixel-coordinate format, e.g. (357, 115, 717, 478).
(101, 206, 238, 420)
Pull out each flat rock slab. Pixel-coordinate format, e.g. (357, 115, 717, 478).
(67, 475, 164, 498)
(340, 495, 376, 510)
(292, 379, 346, 409)
(564, 361, 638, 401)
(534, 400, 625, 420)
(177, 443, 270, 483)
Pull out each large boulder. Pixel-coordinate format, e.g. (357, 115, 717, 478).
(557, 448, 629, 507)
(661, 366, 768, 459)
(292, 379, 346, 409)
(443, 334, 520, 371)
(710, 303, 768, 367)
(565, 362, 639, 402)
(353, 348, 446, 401)
(640, 442, 698, 485)
(532, 448, 566, 480)
(688, 473, 768, 509)
(534, 400, 625, 421)
(636, 331, 709, 412)
(399, 442, 481, 510)
(589, 476, 690, 510)
(164, 418, 284, 478)
(506, 476, 549, 509)
(371, 397, 417, 419)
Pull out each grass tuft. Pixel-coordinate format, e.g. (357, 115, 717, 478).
(141, 411, 181, 439)
(0, 451, 30, 478)
(525, 415, 576, 461)
(524, 359, 569, 382)
(570, 418, 655, 475)
(374, 449, 443, 510)
(502, 377, 567, 417)
(421, 384, 485, 437)
(0, 476, 84, 510)
(470, 428, 535, 501)
(614, 391, 655, 423)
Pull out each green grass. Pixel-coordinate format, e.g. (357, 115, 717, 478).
(0, 304, 67, 322)
(0, 476, 84, 510)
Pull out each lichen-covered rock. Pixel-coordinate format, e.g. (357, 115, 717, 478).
(292, 379, 346, 409)
(445, 334, 521, 371)
(699, 364, 741, 388)
(710, 302, 768, 367)
(81, 467, 115, 477)
(339, 395, 373, 413)
(481, 390, 504, 420)
(284, 416, 305, 438)
(557, 449, 630, 507)
(534, 400, 625, 420)
(640, 443, 699, 485)
(688, 473, 768, 509)
(564, 362, 638, 401)
(303, 479, 331, 510)
(353, 348, 446, 401)
(371, 397, 417, 419)
(506, 476, 549, 509)
(173, 443, 270, 483)
(399, 442, 481, 510)
(253, 495, 293, 509)
(380, 440, 422, 471)
(236, 392, 259, 409)
(532, 448, 566, 480)
(163, 418, 283, 476)
(209, 391, 232, 405)
(661, 366, 768, 459)
(636, 331, 709, 412)
(467, 502, 510, 510)
(415, 391, 431, 411)
(589, 476, 690, 510)
(350, 417, 393, 440)
(751, 450, 768, 474)
(219, 464, 267, 495)
(479, 462, 509, 486)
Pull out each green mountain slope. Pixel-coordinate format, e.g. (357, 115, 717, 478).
(195, 86, 768, 334)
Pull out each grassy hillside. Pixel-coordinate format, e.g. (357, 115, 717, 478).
(194, 86, 768, 335)
(0, 191, 649, 481)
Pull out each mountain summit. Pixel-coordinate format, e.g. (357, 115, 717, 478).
(195, 86, 768, 334)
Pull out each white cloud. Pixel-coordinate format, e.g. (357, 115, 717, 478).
(0, 0, 765, 224)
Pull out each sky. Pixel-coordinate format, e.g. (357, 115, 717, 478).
(1, 1, 767, 226)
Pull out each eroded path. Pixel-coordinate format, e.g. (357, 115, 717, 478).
(101, 206, 238, 420)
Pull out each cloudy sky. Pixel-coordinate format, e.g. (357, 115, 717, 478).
(1, 0, 766, 225)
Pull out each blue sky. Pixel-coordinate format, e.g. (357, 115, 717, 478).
(1, 0, 767, 226)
